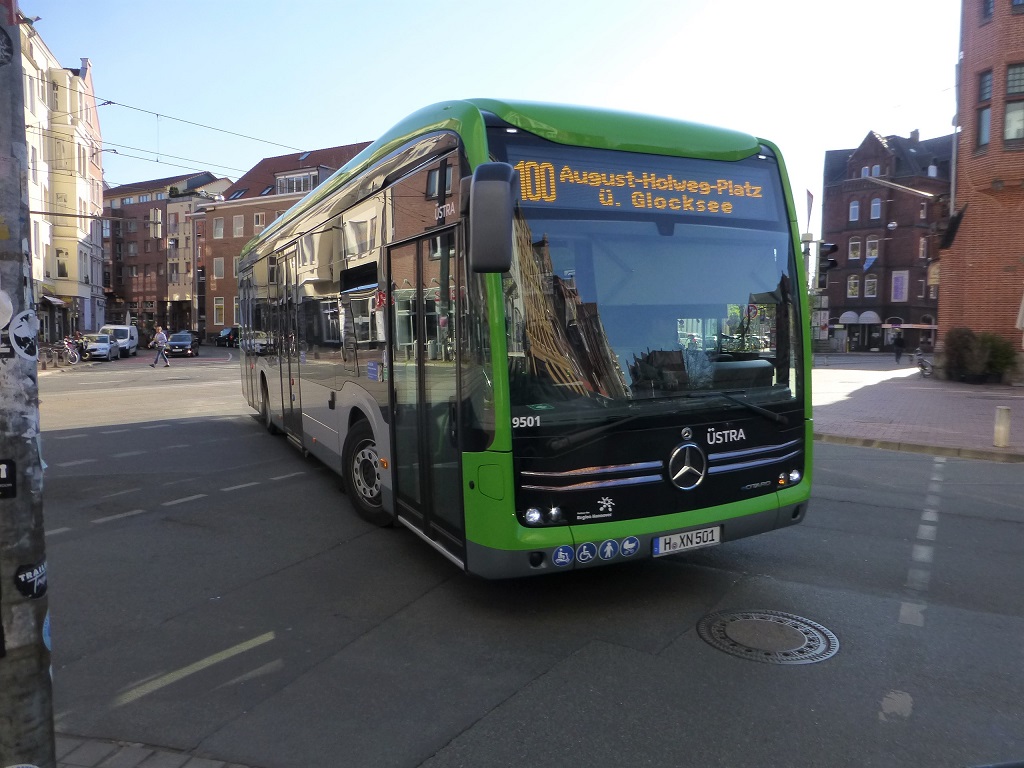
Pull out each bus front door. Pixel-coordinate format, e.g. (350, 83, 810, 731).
(389, 233, 465, 562)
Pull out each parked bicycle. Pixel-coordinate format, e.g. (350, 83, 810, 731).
(40, 338, 80, 365)
(914, 347, 933, 378)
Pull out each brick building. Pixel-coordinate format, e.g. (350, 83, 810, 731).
(195, 143, 369, 339)
(941, 0, 1024, 357)
(102, 172, 230, 338)
(821, 130, 953, 353)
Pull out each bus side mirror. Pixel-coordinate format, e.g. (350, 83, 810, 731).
(468, 162, 517, 273)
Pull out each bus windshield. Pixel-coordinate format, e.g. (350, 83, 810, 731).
(495, 138, 802, 419)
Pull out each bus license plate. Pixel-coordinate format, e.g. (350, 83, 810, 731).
(652, 526, 721, 557)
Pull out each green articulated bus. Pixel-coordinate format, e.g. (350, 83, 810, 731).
(237, 98, 812, 578)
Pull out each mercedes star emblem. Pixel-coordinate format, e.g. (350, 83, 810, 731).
(668, 443, 707, 491)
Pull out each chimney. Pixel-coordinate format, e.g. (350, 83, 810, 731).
(910, 129, 920, 143)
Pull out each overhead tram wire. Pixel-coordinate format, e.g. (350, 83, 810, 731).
(24, 72, 306, 154)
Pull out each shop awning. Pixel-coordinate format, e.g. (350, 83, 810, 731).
(41, 295, 66, 306)
(858, 311, 882, 324)
(838, 311, 859, 324)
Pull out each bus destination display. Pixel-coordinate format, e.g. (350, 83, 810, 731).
(507, 146, 780, 221)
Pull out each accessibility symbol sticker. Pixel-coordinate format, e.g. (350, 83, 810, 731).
(599, 539, 619, 560)
(576, 542, 597, 564)
(620, 536, 640, 557)
(552, 545, 574, 567)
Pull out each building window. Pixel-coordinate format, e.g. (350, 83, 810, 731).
(1006, 64, 1024, 142)
(121, 197, 134, 205)
(870, 198, 882, 219)
(233, 256, 240, 277)
(213, 257, 224, 279)
(1014, 0, 1024, 13)
(919, 237, 928, 260)
(213, 297, 225, 326)
(848, 238, 862, 261)
(864, 273, 878, 298)
(234, 296, 240, 325)
(981, 0, 994, 21)
(847, 275, 860, 298)
(978, 70, 993, 148)
(139, 194, 150, 203)
(849, 200, 860, 221)
(860, 167, 869, 178)
(276, 172, 317, 194)
(253, 212, 265, 234)
(213, 217, 224, 239)
(871, 164, 881, 176)
(866, 236, 879, 262)
(233, 215, 244, 237)
(920, 202, 928, 219)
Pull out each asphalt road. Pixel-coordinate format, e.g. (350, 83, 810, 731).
(38, 353, 1024, 768)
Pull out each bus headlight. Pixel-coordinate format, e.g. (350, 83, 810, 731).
(524, 508, 543, 525)
(546, 506, 563, 524)
(788, 469, 802, 484)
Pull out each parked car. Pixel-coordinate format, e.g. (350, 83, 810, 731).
(99, 324, 139, 357)
(82, 333, 120, 362)
(215, 327, 239, 347)
(166, 331, 200, 357)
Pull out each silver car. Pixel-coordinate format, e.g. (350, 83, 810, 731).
(83, 333, 119, 362)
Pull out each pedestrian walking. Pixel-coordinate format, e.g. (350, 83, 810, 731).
(893, 332, 906, 364)
(149, 326, 170, 367)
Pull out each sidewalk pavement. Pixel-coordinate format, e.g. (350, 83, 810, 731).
(811, 352, 1024, 462)
(46, 353, 1024, 768)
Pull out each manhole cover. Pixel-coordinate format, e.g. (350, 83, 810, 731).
(697, 610, 839, 664)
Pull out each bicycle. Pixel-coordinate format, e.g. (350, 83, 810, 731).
(914, 347, 933, 378)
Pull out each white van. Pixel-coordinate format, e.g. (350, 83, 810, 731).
(99, 324, 139, 357)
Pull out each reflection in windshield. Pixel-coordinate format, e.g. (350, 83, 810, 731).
(504, 214, 799, 411)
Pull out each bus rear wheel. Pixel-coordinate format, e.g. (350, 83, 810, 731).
(342, 420, 391, 526)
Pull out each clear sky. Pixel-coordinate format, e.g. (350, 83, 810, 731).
(22, 0, 962, 235)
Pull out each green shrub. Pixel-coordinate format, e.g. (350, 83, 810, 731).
(943, 327, 982, 376)
(978, 332, 1017, 377)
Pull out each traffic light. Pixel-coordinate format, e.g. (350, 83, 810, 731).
(817, 242, 838, 290)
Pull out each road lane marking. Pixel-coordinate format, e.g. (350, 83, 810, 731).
(101, 429, 131, 434)
(113, 631, 276, 706)
(916, 524, 937, 541)
(55, 434, 86, 440)
(46, 527, 72, 536)
(162, 494, 207, 506)
(112, 451, 146, 458)
(905, 568, 930, 590)
(141, 424, 170, 430)
(100, 488, 141, 499)
(270, 472, 305, 481)
(911, 544, 933, 563)
(56, 459, 97, 467)
(163, 444, 190, 450)
(221, 482, 260, 492)
(92, 509, 146, 524)
(898, 602, 926, 626)
(921, 509, 938, 522)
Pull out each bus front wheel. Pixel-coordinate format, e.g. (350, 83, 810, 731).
(342, 420, 390, 526)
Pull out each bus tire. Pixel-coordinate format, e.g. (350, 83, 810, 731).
(342, 419, 390, 526)
(261, 381, 278, 434)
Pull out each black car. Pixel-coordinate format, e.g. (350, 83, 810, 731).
(166, 331, 200, 357)
(215, 327, 239, 347)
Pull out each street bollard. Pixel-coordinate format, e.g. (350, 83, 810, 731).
(994, 406, 1011, 448)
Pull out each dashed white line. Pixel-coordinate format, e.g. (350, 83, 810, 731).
(911, 544, 934, 563)
(101, 429, 130, 434)
(100, 488, 141, 499)
(141, 424, 170, 430)
(56, 459, 97, 467)
(46, 527, 72, 536)
(112, 451, 146, 458)
(162, 494, 207, 506)
(270, 472, 305, 481)
(55, 434, 86, 440)
(916, 524, 937, 541)
(92, 509, 146, 524)
(221, 482, 260, 492)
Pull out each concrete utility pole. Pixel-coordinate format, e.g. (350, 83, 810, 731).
(0, 1, 57, 766)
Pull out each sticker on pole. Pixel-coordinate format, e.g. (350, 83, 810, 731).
(0, 459, 14, 498)
(14, 562, 47, 599)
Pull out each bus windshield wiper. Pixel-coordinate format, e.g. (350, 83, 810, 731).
(546, 412, 647, 452)
(687, 390, 789, 426)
